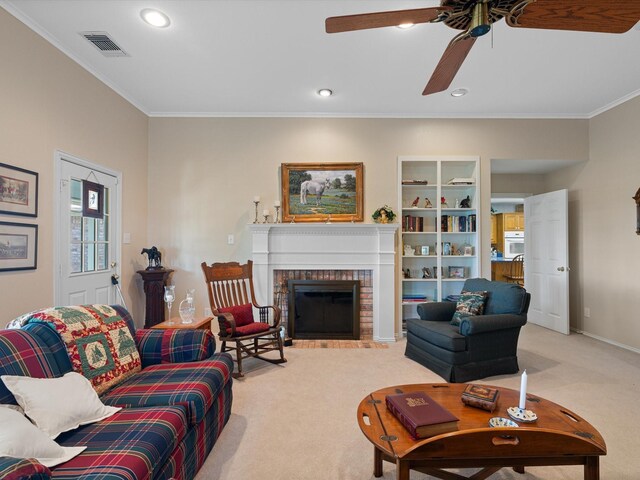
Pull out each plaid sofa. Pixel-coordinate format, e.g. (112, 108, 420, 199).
(0, 305, 233, 480)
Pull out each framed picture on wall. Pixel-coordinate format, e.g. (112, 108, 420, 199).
(281, 163, 364, 222)
(0, 221, 38, 272)
(0, 163, 38, 217)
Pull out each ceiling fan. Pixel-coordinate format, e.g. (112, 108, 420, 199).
(325, 0, 640, 95)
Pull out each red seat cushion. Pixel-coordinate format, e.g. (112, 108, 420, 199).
(226, 322, 271, 337)
(218, 304, 254, 327)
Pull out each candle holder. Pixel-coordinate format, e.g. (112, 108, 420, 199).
(274, 205, 281, 223)
(507, 406, 537, 423)
(325, 214, 332, 224)
(263, 214, 269, 224)
(290, 215, 296, 224)
(253, 200, 260, 224)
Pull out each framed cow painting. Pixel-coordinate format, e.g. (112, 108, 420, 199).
(280, 163, 363, 223)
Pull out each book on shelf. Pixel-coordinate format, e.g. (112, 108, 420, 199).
(403, 215, 424, 232)
(461, 384, 500, 412)
(385, 391, 459, 439)
(440, 214, 476, 233)
(402, 180, 429, 185)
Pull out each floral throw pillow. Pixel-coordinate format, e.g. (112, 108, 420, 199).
(451, 291, 487, 326)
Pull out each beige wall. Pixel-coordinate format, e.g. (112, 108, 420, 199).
(491, 173, 547, 195)
(0, 10, 149, 325)
(546, 95, 640, 350)
(148, 117, 588, 325)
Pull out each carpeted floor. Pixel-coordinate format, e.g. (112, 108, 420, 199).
(197, 323, 640, 479)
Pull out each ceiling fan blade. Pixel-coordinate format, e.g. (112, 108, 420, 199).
(510, 0, 640, 34)
(325, 7, 452, 33)
(423, 36, 476, 96)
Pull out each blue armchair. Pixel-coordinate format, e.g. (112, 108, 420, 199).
(404, 278, 531, 383)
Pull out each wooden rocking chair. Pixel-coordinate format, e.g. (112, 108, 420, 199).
(201, 260, 286, 378)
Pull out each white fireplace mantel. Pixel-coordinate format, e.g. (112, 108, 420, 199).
(249, 223, 399, 342)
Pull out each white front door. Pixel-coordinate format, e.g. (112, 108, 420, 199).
(524, 189, 569, 334)
(55, 154, 121, 306)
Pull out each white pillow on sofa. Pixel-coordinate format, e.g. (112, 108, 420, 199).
(1, 372, 121, 438)
(0, 405, 86, 467)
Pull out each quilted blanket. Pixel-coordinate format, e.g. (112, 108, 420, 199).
(9, 305, 141, 394)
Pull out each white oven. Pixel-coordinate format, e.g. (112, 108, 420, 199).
(504, 231, 525, 259)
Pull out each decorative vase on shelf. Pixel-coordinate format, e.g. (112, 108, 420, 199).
(179, 289, 196, 324)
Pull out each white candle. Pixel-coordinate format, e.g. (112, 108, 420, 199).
(253, 196, 260, 203)
(518, 370, 527, 409)
(263, 209, 269, 216)
(274, 200, 281, 207)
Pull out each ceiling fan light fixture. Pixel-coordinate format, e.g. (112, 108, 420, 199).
(396, 23, 415, 29)
(451, 88, 469, 97)
(469, 2, 491, 37)
(317, 89, 333, 97)
(140, 8, 171, 28)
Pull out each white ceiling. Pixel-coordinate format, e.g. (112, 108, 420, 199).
(2, 0, 640, 118)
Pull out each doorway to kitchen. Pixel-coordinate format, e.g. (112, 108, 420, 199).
(490, 159, 582, 335)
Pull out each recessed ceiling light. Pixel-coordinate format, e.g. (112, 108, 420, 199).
(317, 89, 333, 97)
(140, 8, 171, 28)
(397, 23, 415, 29)
(451, 88, 469, 97)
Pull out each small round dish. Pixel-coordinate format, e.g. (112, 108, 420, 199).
(507, 406, 538, 423)
(489, 417, 519, 428)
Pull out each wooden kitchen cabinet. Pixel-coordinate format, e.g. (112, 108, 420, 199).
(491, 215, 497, 244)
(503, 212, 524, 231)
(494, 212, 524, 254)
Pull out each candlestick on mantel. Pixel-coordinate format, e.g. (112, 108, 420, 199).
(519, 370, 528, 409)
(252, 198, 260, 224)
(274, 200, 281, 207)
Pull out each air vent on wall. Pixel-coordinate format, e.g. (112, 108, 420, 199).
(80, 31, 129, 57)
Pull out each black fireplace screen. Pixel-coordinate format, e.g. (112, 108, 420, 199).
(288, 280, 360, 340)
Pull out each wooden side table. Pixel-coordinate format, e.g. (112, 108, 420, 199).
(151, 316, 213, 330)
(137, 268, 174, 328)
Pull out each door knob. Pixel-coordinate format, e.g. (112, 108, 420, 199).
(557, 266, 565, 272)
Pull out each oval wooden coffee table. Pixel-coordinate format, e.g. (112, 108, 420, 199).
(357, 383, 606, 480)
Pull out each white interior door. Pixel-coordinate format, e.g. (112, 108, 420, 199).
(524, 189, 569, 334)
(56, 154, 120, 306)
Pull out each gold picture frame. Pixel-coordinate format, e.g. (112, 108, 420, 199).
(281, 163, 363, 222)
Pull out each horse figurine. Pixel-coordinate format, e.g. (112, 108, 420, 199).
(300, 178, 331, 206)
(141, 246, 162, 269)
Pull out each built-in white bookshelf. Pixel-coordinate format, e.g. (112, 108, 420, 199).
(398, 156, 481, 327)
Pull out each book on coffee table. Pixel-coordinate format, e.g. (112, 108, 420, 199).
(385, 391, 459, 439)
(461, 384, 500, 412)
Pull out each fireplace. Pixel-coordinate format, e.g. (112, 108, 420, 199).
(249, 223, 398, 342)
(288, 280, 360, 340)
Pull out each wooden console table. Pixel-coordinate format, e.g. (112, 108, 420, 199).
(137, 268, 173, 328)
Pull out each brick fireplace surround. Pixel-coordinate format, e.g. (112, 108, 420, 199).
(249, 224, 398, 342)
(274, 269, 372, 339)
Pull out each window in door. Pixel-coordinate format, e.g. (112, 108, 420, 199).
(69, 178, 110, 274)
